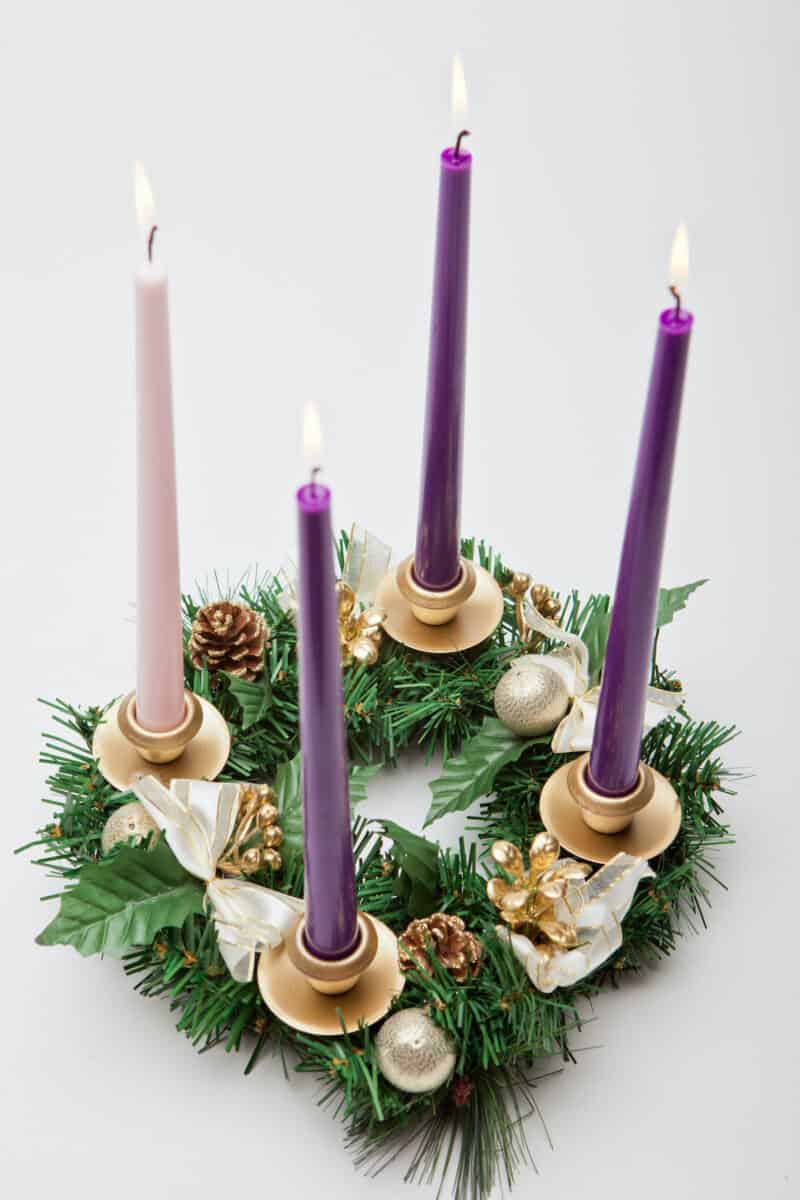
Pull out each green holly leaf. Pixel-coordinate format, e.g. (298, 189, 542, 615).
(656, 580, 708, 629)
(424, 718, 532, 828)
(275, 753, 378, 871)
(381, 820, 440, 918)
(226, 673, 272, 730)
(349, 763, 383, 804)
(569, 584, 705, 687)
(275, 753, 303, 868)
(191, 661, 211, 702)
(36, 837, 204, 958)
(578, 595, 612, 686)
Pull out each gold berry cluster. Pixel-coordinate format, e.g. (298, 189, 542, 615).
(506, 572, 561, 647)
(217, 783, 283, 876)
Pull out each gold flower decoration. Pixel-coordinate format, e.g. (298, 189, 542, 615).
(486, 832, 591, 953)
(336, 581, 385, 667)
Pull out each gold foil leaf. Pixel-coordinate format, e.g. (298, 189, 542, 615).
(491, 840, 524, 877)
(529, 831, 560, 871)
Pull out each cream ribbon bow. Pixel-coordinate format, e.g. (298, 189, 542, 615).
(132, 776, 303, 983)
(498, 853, 654, 992)
(520, 602, 685, 753)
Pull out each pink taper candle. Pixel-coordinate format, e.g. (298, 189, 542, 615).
(134, 163, 185, 732)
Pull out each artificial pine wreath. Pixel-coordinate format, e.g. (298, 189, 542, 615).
(24, 535, 736, 1200)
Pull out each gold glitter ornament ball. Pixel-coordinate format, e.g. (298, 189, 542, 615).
(493, 661, 570, 737)
(375, 1008, 457, 1094)
(101, 801, 159, 854)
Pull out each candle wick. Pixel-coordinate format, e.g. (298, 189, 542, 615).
(147, 225, 158, 263)
(310, 465, 322, 487)
(453, 129, 471, 158)
(669, 284, 681, 318)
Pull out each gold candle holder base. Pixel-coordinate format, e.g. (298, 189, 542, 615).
(375, 555, 504, 654)
(540, 752, 681, 863)
(92, 690, 231, 791)
(257, 912, 405, 1035)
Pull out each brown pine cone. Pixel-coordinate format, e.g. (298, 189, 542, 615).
(399, 913, 482, 983)
(188, 602, 269, 681)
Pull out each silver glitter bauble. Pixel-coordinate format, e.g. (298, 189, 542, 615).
(493, 660, 570, 736)
(375, 1008, 457, 1094)
(100, 801, 159, 854)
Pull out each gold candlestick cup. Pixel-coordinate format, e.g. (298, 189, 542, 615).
(540, 752, 682, 864)
(375, 554, 504, 654)
(92, 689, 230, 791)
(117, 690, 202, 764)
(258, 912, 405, 1035)
(397, 555, 478, 625)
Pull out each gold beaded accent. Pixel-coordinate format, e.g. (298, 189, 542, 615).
(217, 784, 283, 876)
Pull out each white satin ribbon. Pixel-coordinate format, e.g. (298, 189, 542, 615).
(521, 602, 684, 753)
(341, 524, 392, 606)
(498, 853, 654, 992)
(275, 559, 299, 616)
(206, 878, 303, 983)
(276, 526, 392, 617)
(132, 776, 303, 982)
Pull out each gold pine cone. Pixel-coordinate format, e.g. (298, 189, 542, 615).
(399, 913, 483, 983)
(189, 602, 269, 681)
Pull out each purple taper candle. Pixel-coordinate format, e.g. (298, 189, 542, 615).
(588, 225, 693, 797)
(413, 58, 471, 591)
(296, 404, 358, 960)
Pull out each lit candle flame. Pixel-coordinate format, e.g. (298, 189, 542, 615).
(669, 222, 689, 293)
(135, 161, 155, 231)
(304, 400, 323, 476)
(451, 54, 468, 130)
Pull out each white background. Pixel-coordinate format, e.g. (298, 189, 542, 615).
(2, 1, 797, 1196)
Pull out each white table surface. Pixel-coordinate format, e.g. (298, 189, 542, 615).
(2, 1, 797, 1196)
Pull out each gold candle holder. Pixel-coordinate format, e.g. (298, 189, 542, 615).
(257, 912, 405, 1035)
(92, 689, 231, 791)
(375, 555, 504, 654)
(540, 752, 681, 864)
